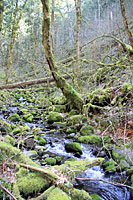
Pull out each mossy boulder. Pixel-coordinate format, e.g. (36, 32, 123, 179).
(23, 113, 33, 122)
(67, 115, 87, 126)
(17, 168, 49, 197)
(71, 188, 92, 200)
(102, 160, 117, 172)
(4, 135, 15, 146)
(49, 105, 67, 112)
(7, 114, 21, 122)
(45, 157, 56, 166)
(47, 187, 70, 200)
(0, 120, 11, 133)
(121, 82, 132, 94)
(66, 128, 76, 134)
(90, 193, 100, 200)
(47, 111, 63, 123)
(11, 126, 23, 135)
(50, 95, 66, 105)
(65, 142, 82, 154)
(78, 135, 102, 144)
(34, 136, 46, 145)
(80, 125, 94, 136)
(112, 146, 133, 167)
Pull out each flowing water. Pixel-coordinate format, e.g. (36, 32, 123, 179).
(0, 105, 131, 200)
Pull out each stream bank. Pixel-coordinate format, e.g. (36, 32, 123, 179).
(0, 88, 132, 199)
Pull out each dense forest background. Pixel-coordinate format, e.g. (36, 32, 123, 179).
(0, 0, 132, 89)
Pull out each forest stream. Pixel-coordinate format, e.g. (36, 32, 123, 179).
(0, 100, 131, 200)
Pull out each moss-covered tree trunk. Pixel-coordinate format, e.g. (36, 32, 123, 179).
(41, 0, 83, 111)
(120, 0, 133, 48)
(74, 0, 81, 90)
(0, 0, 4, 51)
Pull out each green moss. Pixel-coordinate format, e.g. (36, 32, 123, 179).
(4, 135, 15, 145)
(45, 157, 56, 166)
(17, 169, 49, 196)
(23, 113, 33, 122)
(50, 95, 66, 105)
(80, 125, 94, 136)
(0, 120, 11, 132)
(66, 128, 76, 134)
(65, 142, 82, 154)
(67, 115, 85, 126)
(7, 113, 21, 122)
(20, 108, 28, 114)
(34, 136, 46, 145)
(121, 83, 132, 94)
(0, 177, 12, 199)
(78, 135, 102, 144)
(103, 135, 111, 143)
(47, 111, 63, 123)
(47, 187, 70, 200)
(90, 193, 100, 200)
(71, 188, 92, 200)
(56, 158, 104, 175)
(56, 156, 61, 163)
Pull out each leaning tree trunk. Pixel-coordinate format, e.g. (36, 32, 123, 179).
(0, 0, 4, 51)
(120, 0, 133, 48)
(41, 0, 83, 112)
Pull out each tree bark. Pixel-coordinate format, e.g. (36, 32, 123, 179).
(74, 0, 81, 90)
(0, 0, 4, 51)
(120, 0, 133, 48)
(41, 0, 83, 112)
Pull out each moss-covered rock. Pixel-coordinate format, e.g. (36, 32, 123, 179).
(121, 82, 132, 94)
(0, 120, 11, 133)
(67, 115, 87, 126)
(56, 156, 61, 164)
(103, 160, 117, 172)
(11, 126, 24, 135)
(47, 187, 70, 200)
(65, 142, 82, 154)
(47, 111, 63, 123)
(34, 136, 46, 145)
(78, 135, 102, 144)
(80, 125, 94, 136)
(7, 113, 21, 122)
(45, 157, 56, 166)
(71, 188, 92, 200)
(4, 135, 15, 145)
(49, 105, 67, 112)
(90, 193, 100, 200)
(17, 168, 49, 196)
(23, 113, 33, 122)
(66, 128, 76, 134)
(112, 146, 133, 166)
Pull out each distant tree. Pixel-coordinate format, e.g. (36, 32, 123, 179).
(5, 0, 28, 84)
(74, 0, 81, 90)
(0, 0, 4, 50)
(120, 0, 133, 48)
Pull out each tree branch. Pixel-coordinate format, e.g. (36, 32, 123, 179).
(75, 177, 133, 189)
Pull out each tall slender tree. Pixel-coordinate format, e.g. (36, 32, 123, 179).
(74, 0, 81, 90)
(0, 0, 4, 50)
(120, 0, 133, 48)
(41, 0, 83, 111)
(5, 0, 28, 84)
